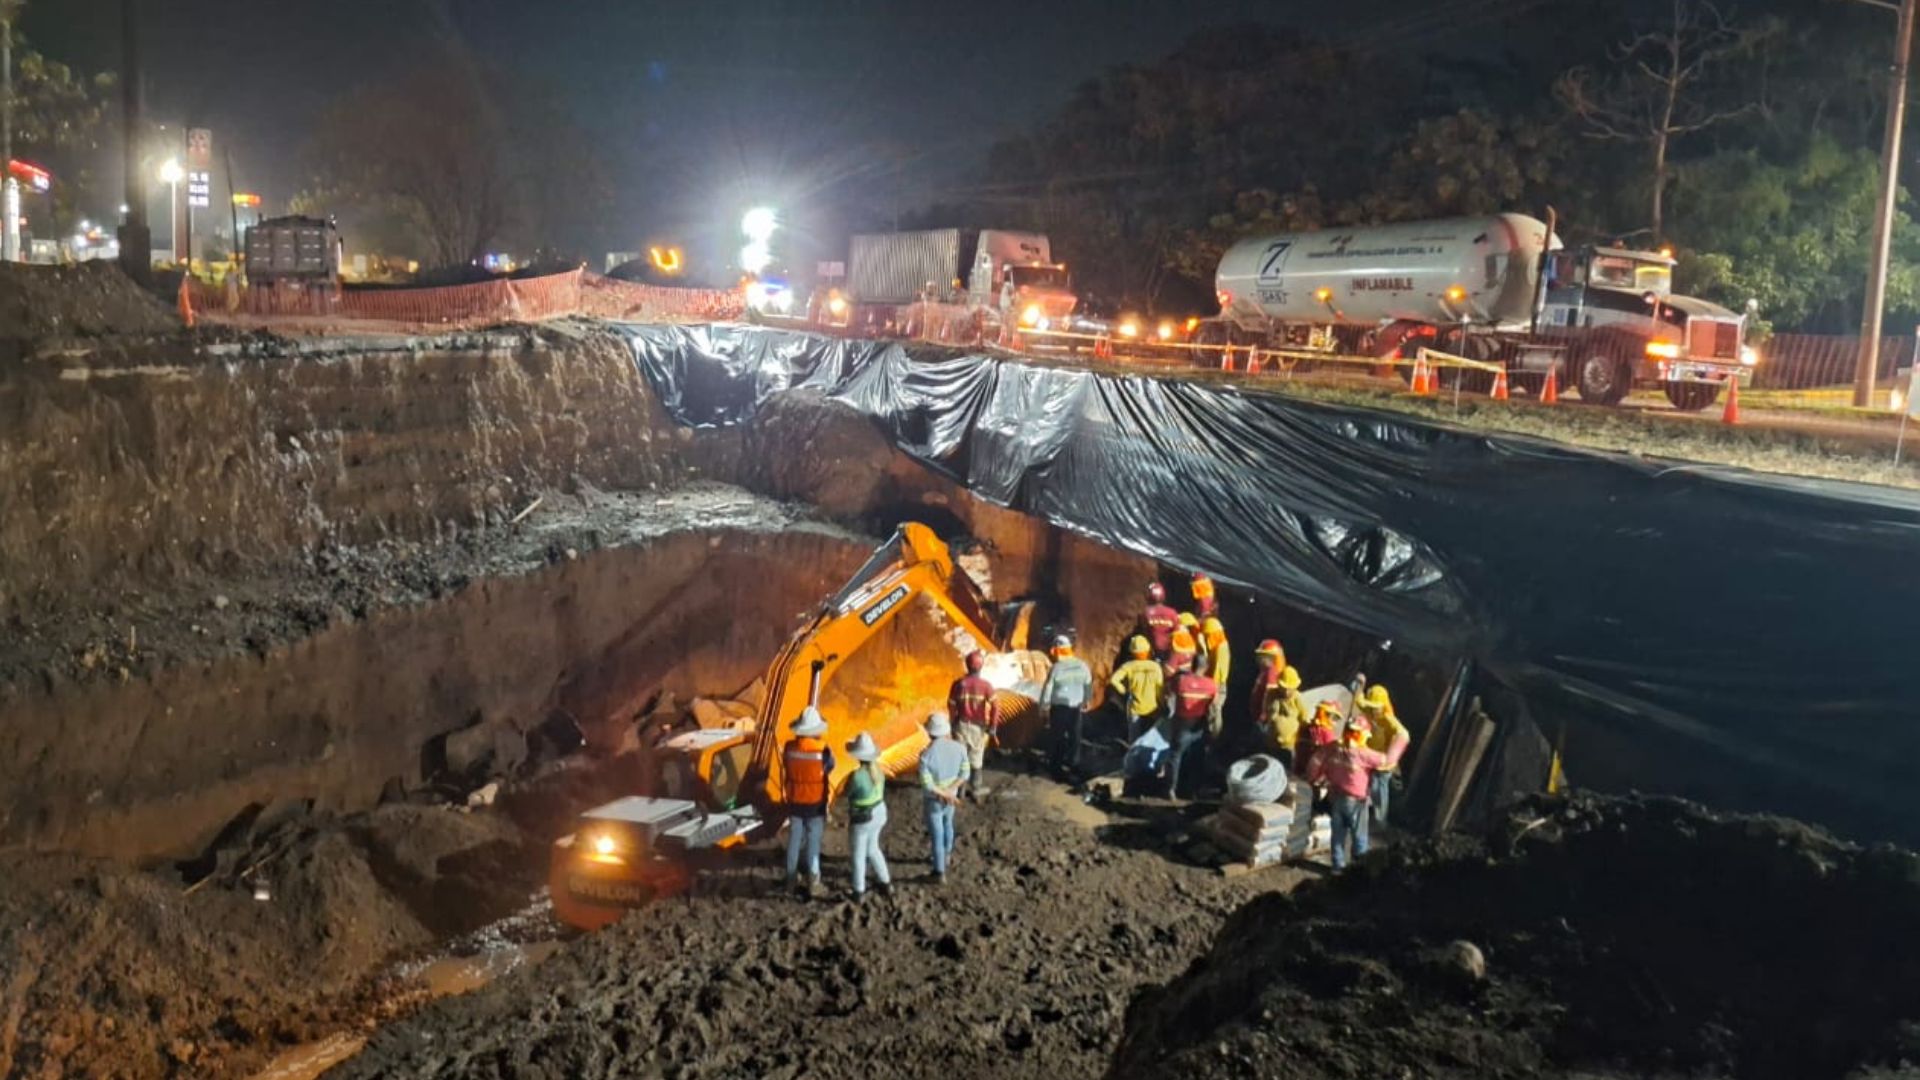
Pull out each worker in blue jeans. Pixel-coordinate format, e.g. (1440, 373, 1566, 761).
(917, 711, 969, 883)
(781, 707, 834, 897)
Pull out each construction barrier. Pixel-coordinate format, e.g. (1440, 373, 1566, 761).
(184, 268, 744, 330)
(1754, 333, 1913, 391)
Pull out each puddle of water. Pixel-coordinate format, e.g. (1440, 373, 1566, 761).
(246, 898, 562, 1080)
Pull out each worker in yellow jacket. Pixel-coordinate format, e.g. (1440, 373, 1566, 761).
(1109, 635, 1166, 740)
(1201, 617, 1230, 737)
(1357, 684, 1411, 826)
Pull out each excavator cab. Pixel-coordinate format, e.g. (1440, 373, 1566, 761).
(551, 523, 1040, 931)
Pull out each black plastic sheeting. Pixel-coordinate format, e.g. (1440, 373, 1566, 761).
(627, 323, 1920, 844)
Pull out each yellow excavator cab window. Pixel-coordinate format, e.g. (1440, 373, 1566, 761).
(706, 742, 755, 809)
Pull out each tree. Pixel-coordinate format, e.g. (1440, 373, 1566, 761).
(1555, 0, 1775, 242)
(303, 60, 512, 268)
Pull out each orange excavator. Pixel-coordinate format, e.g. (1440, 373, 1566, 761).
(551, 523, 1039, 930)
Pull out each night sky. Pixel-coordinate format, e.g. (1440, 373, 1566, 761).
(24, 0, 1501, 259)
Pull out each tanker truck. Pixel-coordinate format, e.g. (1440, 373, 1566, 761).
(1202, 213, 1756, 409)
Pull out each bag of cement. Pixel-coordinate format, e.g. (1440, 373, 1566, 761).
(1224, 755, 1287, 806)
(1223, 800, 1294, 833)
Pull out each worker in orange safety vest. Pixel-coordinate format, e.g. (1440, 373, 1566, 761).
(782, 707, 835, 897)
(947, 651, 1000, 803)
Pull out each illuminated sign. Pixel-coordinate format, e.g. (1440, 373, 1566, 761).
(231, 192, 262, 208)
(187, 171, 211, 209)
(6, 159, 51, 192)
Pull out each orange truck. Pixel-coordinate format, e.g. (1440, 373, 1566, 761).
(551, 523, 1039, 930)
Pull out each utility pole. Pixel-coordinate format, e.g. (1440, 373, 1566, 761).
(1855, 0, 1917, 408)
(116, 0, 150, 283)
(3, 6, 19, 263)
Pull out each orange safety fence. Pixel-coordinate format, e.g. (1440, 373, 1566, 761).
(184, 268, 744, 329)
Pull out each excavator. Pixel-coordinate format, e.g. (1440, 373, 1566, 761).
(551, 522, 1042, 931)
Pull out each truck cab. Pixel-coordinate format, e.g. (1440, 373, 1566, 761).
(1539, 245, 1756, 409)
(968, 230, 1077, 331)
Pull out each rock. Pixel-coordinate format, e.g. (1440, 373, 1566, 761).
(1433, 940, 1487, 985)
(444, 718, 528, 781)
(465, 781, 500, 809)
(212, 594, 231, 611)
(690, 698, 729, 730)
(735, 677, 768, 710)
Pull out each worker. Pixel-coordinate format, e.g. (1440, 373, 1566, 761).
(1164, 658, 1219, 799)
(918, 711, 969, 884)
(1357, 684, 1413, 826)
(1138, 583, 1179, 657)
(947, 651, 1000, 802)
(1190, 572, 1217, 619)
(782, 707, 835, 897)
(1038, 633, 1093, 775)
(1259, 665, 1307, 766)
(1248, 639, 1288, 740)
(1167, 618, 1199, 678)
(1109, 635, 1167, 740)
(844, 732, 892, 901)
(1308, 716, 1388, 872)
(1201, 617, 1231, 738)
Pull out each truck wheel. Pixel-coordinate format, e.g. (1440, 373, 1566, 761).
(1662, 382, 1723, 412)
(1574, 353, 1631, 406)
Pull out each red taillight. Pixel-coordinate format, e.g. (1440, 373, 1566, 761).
(1216, 289, 1233, 309)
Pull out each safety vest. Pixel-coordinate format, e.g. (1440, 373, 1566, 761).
(1171, 671, 1217, 723)
(949, 674, 996, 726)
(783, 736, 828, 807)
(1141, 604, 1178, 651)
(849, 763, 886, 810)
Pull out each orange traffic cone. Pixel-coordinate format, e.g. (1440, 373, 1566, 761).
(1410, 354, 1433, 395)
(176, 275, 196, 328)
(1248, 347, 1263, 375)
(1540, 366, 1560, 404)
(1721, 376, 1741, 425)
(1490, 367, 1510, 400)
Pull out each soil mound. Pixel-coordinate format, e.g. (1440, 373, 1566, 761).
(0, 803, 541, 1079)
(0, 261, 179, 341)
(1111, 793, 1920, 1080)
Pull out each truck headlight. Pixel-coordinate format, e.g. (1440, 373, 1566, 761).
(827, 294, 848, 318)
(1020, 303, 1043, 327)
(1739, 345, 1758, 367)
(1156, 320, 1175, 341)
(1645, 339, 1683, 360)
(1118, 319, 1140, 339)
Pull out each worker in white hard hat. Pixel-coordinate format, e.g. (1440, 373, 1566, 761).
(782, 707, 834, 897)
(917, 711, 969, 884)
(1039, 633, 1093, 776)
(844, 732, 892, 902)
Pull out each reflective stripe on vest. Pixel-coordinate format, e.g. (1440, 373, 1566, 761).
(850, 765, 886, 809)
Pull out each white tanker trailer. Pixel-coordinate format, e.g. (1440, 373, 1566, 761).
(1203, 213, 1756, 410)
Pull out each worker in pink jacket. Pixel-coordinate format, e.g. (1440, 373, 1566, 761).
(1309, 717, 1390, 872)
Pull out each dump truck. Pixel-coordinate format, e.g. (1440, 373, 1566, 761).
(551, 523, 1041, 931)
(822, 228, 1076, 338)
(1203, 212, 1757, 409)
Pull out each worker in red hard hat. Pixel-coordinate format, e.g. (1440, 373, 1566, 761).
(1190, 572, 1218, 618)
(1163, 657, 1219, 800)
(1138, 583, 1178, 658)
(947, 650, 999, 803)
(1108, 635, 1166, 740)
(1308, 714, 1389, 872)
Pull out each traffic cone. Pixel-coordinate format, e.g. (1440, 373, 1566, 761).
(176, 275, 196, 328)
(1540, 366, 1560, 404)
(1248, 347, 1263, 375)
(1410, 354, 1433, 395)
(1721, 376, 1741, 425)
(1490, 367, 1510, 400)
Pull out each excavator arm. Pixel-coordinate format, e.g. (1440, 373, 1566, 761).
(742, 522, 1013, 813)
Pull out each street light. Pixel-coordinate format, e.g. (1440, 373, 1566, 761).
(158, 159, 183, 263)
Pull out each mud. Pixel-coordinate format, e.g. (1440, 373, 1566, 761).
(331, 772, 1293, 1079)
(1112, 793, 1920, 1080)
(0, 261, 180, 345)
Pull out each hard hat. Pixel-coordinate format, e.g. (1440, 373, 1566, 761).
(1344, 721, 1372, 746)
(1255, 639, 1284, 660)
(846, 731, 880, 762)
(966, 650, 986, 674)
(1146, 582, 1166, 603)
(1280, 665, 1301, 690)
(1053, 633, 1072, 650)
(1202, 616, 1225, 636)
(1129, 635, 1151, 658)
(1190, 572, 1214, 595)
(1361, 685, 1393, 713)
(792, 706, 828, 737)
(925, 711, 952, 738)
(1178, 611, 1199, 629)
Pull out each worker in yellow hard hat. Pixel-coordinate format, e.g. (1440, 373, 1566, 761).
(1108, 635, 1166, 740)
(1167, 618, 1198, 680)
(1248, 639, 1287, 743)
(1259, 665, 1306, 762)
(1201, 617, 1230, 738)
(1356, 684, 1412, 826)
(1307, 714, 1389, 872)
